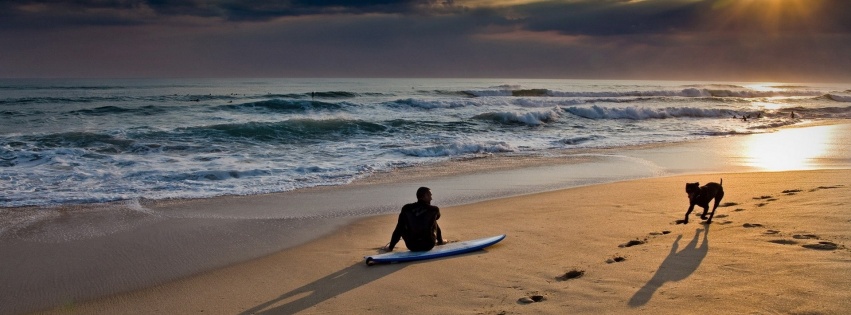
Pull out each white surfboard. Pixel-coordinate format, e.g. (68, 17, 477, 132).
(365, 234, 506, 265)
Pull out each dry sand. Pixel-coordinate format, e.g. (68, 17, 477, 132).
(34, 169, 851, 315)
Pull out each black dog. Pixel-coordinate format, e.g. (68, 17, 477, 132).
(681, 179, 724, 224)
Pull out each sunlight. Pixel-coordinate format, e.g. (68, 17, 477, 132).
(710, 0, 821, 35)
(744, 83, 783, 92)
(751, 101, 783, 110)
(744, 127, 830, 171)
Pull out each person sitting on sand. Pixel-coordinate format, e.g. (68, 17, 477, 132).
(383, 187, 445, 252)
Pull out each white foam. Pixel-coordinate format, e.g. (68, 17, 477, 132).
(400, 141, 515, 157)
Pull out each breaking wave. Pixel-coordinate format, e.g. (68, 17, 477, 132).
(564, 105, 735, 120)
(473, 109, 560, 126)
(399, 141, 514, 157)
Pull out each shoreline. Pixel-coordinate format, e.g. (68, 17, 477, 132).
(31, 169, 851, 314)
(3, 121, 851, 314)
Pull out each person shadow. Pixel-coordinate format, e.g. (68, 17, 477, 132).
(238, 261, 405, 315)
(628, 226, 710, 307)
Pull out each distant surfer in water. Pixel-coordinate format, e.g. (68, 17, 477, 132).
(383, 187, 445, 252)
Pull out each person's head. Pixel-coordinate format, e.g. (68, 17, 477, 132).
(416, 187, 432, 203)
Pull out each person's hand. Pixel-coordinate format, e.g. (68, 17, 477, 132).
(437, 239, 448, 245)
(381, 244, 392, 252)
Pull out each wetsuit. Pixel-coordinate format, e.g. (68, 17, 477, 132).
(387, 201, 443, 251)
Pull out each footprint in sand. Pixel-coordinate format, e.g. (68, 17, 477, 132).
(733, 208, 746, 212)
(649, 231, 672, 236)
(764, 230, 781, 235)
(556, 269, 585, 281)
(809, 185, 845, 192)
(619, 239, 646, 248)
(753, 195, 773, 200)
(782, 189, 802, 195)
(717, 220, 734, 225)
(743, 223, 764, 228)
(802, 242, 840, 251)
(518, 295, 546, 304)
(720, 202, 739, 207)
(606, 256, 627, 264)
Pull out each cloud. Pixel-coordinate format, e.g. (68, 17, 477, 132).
(1, 0, 850, 81)
(0, 0, 467, 27)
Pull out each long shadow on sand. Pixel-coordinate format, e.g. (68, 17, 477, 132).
(238, 261, 405, 315)
(628, 227, 709, 307)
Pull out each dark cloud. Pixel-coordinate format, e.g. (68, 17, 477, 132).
(512, 0, 699, 36)
(1, 0, 850, 81)
(3, 0, 850, 34)
(0, 0, 458, 27)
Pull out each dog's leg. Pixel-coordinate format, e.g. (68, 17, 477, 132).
(706, 190, 725, 224)
(699, 205, 709, 220)
(683, 204, 695, 224)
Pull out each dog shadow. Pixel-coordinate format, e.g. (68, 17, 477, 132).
(238, 261, 405, 315)
(628, 227, 709, 307)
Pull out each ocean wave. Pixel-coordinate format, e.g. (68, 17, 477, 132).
(746, 120, 801, 130)
(826, 94, 851, 102)
(217, 99, 346, 113)
(390, 98, 476, 109)
(312, 91, 358, 98)
(68, 105, 172, 117)
(558, 135, 604, 145)
(400, 141, 514, 157)
(160, 169, 273, 182)
(681, 84, 746, 89)
(184, 118, 388, 142)
(0, 97, 103, 105)
(473, 109, 560, 126)
(785, 105, 851, 119)
(703, 89, 821, 98)
(564, 105, 734, 120)
(462, 87, 823, 99)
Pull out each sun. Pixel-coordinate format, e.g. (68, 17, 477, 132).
(709, 0, 822, 35)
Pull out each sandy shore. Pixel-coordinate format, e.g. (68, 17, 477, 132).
(32, 169, 850, 314)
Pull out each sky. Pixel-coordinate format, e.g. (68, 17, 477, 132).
(1, 0, 850, 82)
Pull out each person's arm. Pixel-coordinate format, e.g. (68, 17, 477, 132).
(434, 207, 444, 245)
(387, 213, 405, 251)
(434, 221, 444, 245)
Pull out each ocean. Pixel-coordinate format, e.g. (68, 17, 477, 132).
(2, 78, 850, 208)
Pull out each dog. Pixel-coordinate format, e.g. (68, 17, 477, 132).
(681, 179, 724, 224)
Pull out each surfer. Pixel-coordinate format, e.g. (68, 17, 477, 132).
(384, 187, 445, 252)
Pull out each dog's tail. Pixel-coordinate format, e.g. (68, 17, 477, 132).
(720, 178, 723, 186)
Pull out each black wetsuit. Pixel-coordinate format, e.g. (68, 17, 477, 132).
(388, 201, 443, 251)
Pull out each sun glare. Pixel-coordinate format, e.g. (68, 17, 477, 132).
(744, 83, 782, 92)
(710, 0, 820, 35)
(744, 127, 830, 171)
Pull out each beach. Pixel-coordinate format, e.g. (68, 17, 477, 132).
(29, 170, 851, 315)
(16, 122, 851, 315)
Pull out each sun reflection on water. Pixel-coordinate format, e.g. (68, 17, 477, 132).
(744, 127, 831, 171)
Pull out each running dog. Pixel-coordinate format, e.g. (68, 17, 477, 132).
(680, 179, 724, 224)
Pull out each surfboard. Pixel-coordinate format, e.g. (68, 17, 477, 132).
(365, 234, 506, 266)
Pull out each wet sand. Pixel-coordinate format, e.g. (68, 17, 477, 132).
(3, 122, 851, 314)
